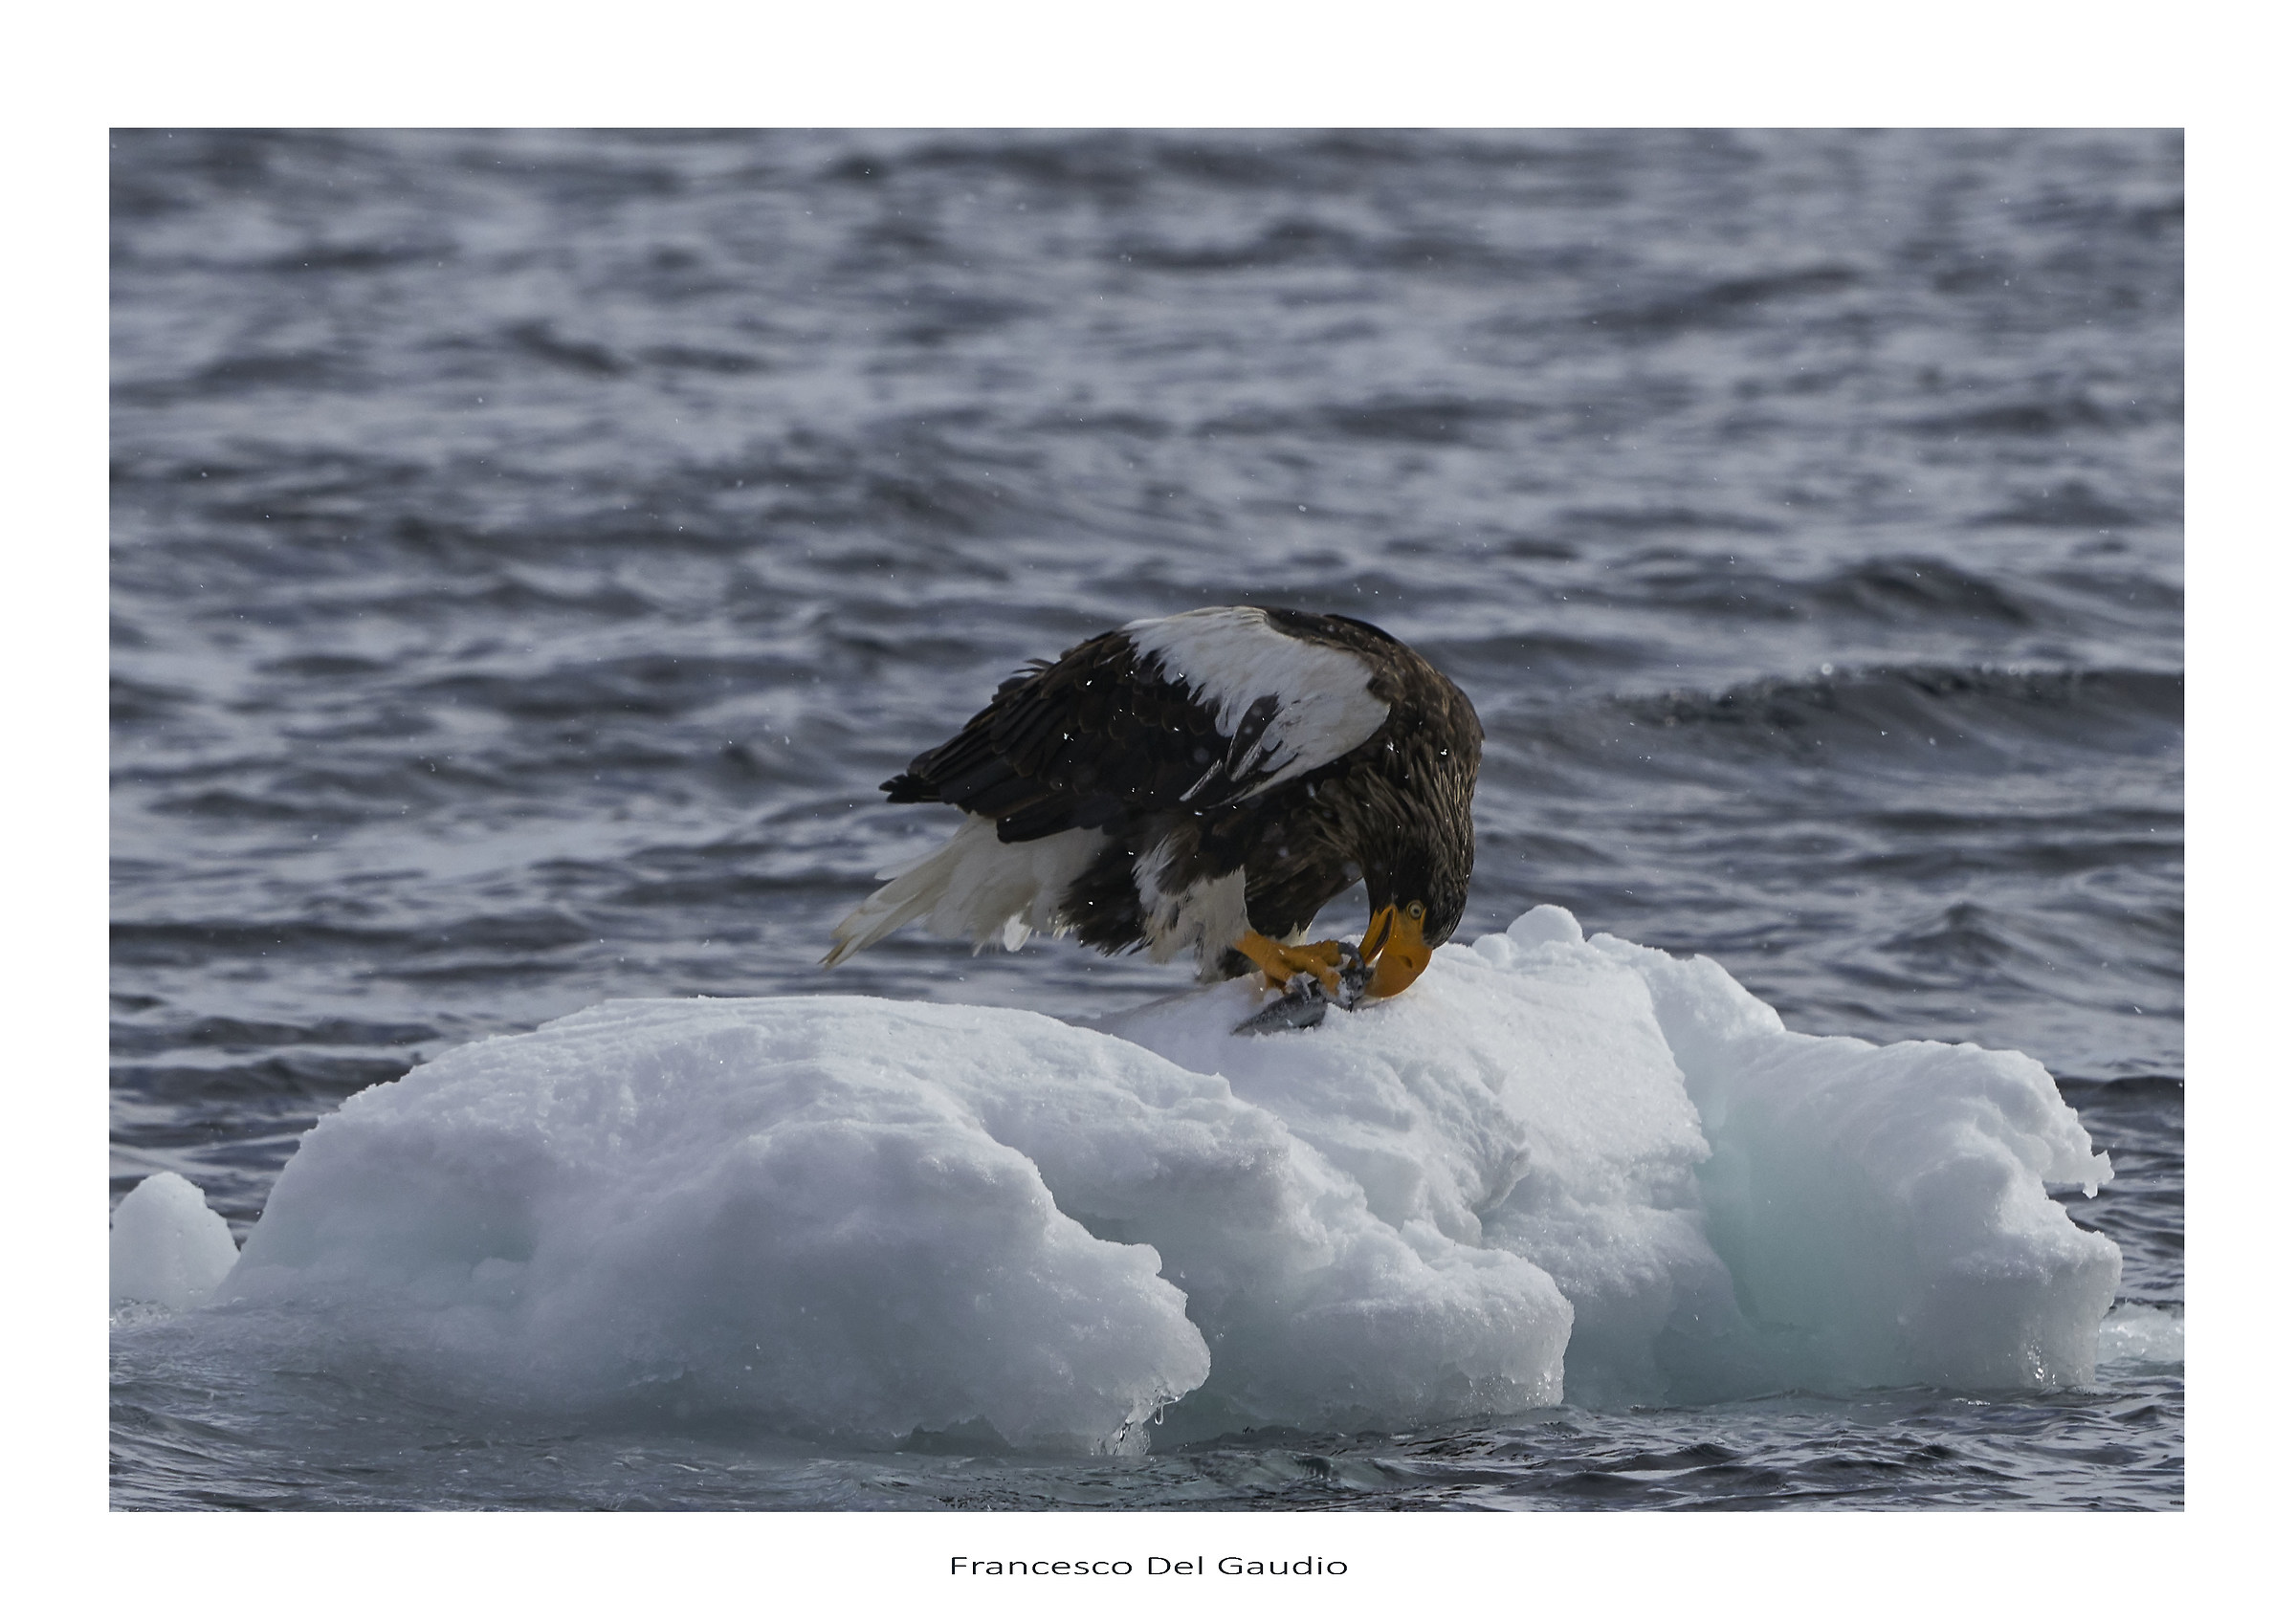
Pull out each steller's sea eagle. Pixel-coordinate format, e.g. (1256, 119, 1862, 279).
(825, 605, 1481, 1003)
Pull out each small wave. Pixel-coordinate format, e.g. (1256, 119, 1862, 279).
(1905, 397, 2124, 437)
(114, 1052, 413, 1103)
(268, 241, 450, 274)
(146, 790, 381, 825)
(410, 655, 810, 723)
(1809, 557, 2034, 625)
(829, 132, 1154, 195)
(638, 343, 773, 376)
(110, 674, 192, 725)
(1974, 482, 2152, 530)
(111, 1015, 443, 1057)
(1619, 664, 2182, 757)
(1198, 395, 1551, 448)
(1882, 900, 2025, 971)
(256, 652, 394, 679)
(1420, 629, 1645, 686)
(1584, 266, 1861, 335)
(111, 910, 597, 969)
(1117, 217, 1362, 274)
(1320, 396, 1546, 446)
(505, 320, 629, 378)
(111, 919, 408, 967)
(112, 349, 357, 407)
(2058, 1073, 2185, 1100)
(1563, 553, 2049, 628)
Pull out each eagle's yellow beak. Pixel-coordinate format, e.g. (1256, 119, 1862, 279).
(1363, 902, 1431, 998)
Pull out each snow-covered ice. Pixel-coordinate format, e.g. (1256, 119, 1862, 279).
(1108, 905, 2119, 1404)
(121, 908, 2125, 1451)
(111, 1170, 239, 1311)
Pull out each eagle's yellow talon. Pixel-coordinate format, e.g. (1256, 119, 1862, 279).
(1238, 910, 1436, 1002)
(1235, 931, 1349, 993)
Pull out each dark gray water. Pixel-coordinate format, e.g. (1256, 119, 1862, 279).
(111, 128, 2182, 1510)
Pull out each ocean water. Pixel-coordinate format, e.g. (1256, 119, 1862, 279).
(110, 128, 2182, 1510)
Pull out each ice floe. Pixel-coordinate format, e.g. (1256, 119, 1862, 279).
(114, 908, 2127, 1450)
(110, 1170, 239, 1311)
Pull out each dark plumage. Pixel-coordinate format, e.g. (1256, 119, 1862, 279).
(828, 605, 1482, 1000)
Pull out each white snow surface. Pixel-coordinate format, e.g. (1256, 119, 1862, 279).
(182, 907, 2122, 1451)
(112, 1171, 240, 1311)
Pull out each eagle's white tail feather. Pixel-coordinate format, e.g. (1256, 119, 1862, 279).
(825, 816, 1105, 966)
(823, 833, 973, 966)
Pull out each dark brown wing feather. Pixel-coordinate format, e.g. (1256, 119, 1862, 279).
(887, 628, 1315, 842)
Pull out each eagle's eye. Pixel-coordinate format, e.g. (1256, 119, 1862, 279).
(1405, 901, 1425, 921)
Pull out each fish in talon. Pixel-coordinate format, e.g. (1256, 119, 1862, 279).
(1232, 971, 1334, 1035)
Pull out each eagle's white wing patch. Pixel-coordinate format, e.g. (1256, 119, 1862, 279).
(1124, 606, 1388, 801)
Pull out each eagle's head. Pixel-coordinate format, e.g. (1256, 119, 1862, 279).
(1361, 805, 1474, 998)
